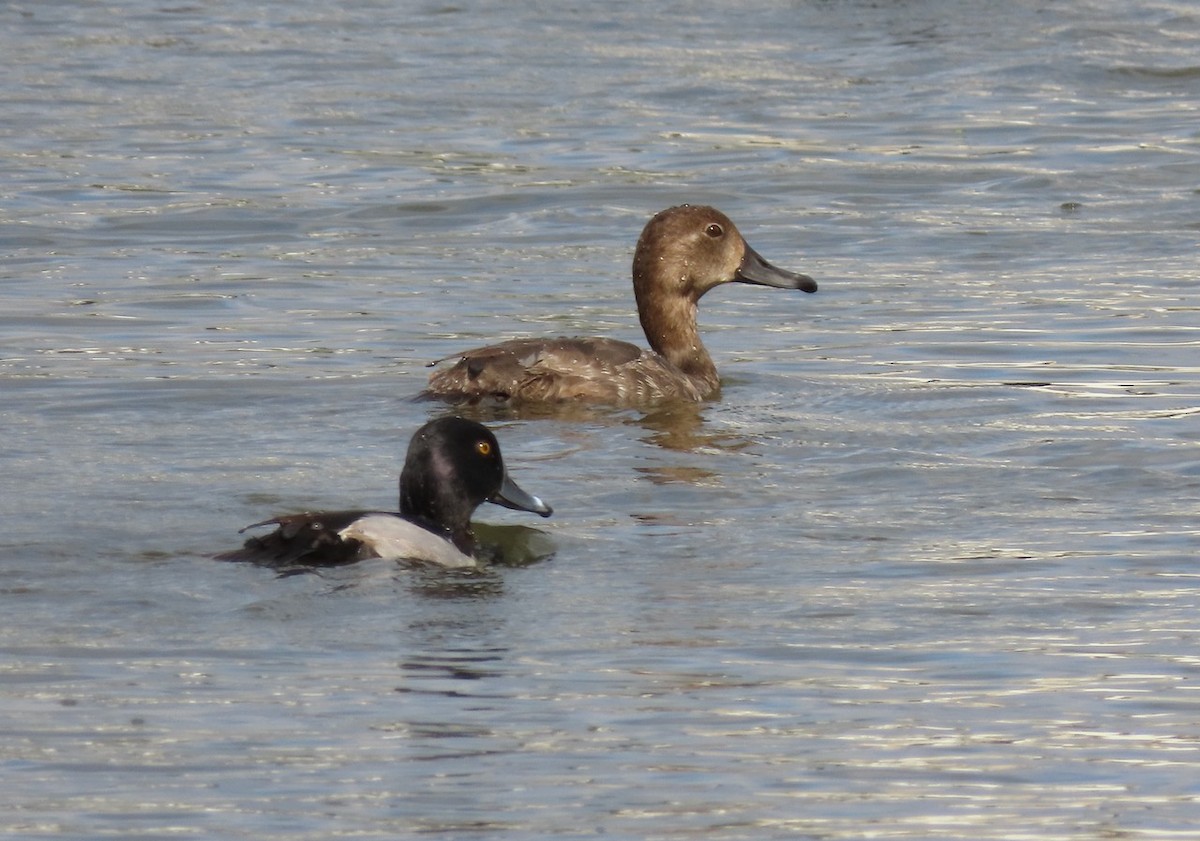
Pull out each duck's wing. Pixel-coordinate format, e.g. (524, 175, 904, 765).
(337, 514, 477, 568)
(424, 337, 701, 404)
(214, 510, 380, 567)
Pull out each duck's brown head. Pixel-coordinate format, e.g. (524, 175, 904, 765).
(631, 205, 816, 307)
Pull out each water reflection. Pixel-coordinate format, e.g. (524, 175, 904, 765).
(397, 648, 508, 694)
(433, 398, 627, 426)
(634, 464, 720, 485)
(405, 564, 507, 601)
(471, 523, 556, 567)
(631, 401, 755, 454)
(445, 397, 755, 455)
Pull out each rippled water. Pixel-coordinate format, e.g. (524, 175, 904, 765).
(3, 1, 1199, 838)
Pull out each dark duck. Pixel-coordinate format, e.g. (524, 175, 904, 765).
(216, 417, 552, 568)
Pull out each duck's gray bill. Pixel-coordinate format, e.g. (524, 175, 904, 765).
(492, 473, 554, 517)
(735, 244, 817, 293)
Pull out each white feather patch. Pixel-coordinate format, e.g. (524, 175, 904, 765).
(338, 514, 477, 568)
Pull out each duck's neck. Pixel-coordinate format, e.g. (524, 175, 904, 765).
(415, 513, 475, 555)
(400, 483, 476, 554)
(635, 286, 720, 394)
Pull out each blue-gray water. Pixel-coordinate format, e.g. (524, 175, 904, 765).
(3, 1, 1198, 838)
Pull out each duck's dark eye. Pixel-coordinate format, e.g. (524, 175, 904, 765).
(476, 440, 492, 457)
(704, 223, 723, 238)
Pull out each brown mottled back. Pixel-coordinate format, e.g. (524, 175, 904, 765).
(426, 337, 708, 405)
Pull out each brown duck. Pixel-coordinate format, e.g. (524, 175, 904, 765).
(424, 205, 818, 406)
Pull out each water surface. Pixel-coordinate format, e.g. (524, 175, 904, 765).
(2, 1, 1198, 838)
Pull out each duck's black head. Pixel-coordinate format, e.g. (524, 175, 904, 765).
(399, 417, 552, 549)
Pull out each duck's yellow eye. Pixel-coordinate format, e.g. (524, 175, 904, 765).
(705, 223, 723, 238)
(476, 440, 492, 457)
